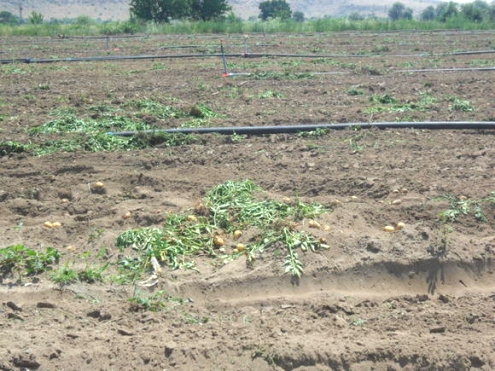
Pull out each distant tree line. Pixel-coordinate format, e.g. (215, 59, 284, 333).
(0, 10, 43, 24)
(2, 0, 495, 25)
(387, 0, 495, 22)
(129, 0, 232, 22)
(128, 0, 305, 23)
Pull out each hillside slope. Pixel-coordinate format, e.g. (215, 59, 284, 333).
(1, 0, 440, 21)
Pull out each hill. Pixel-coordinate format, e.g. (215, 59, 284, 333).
(1, 0, 441, 22)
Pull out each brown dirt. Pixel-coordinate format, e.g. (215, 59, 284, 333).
(1, 31, 495, 371)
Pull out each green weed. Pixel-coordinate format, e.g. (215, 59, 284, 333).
(448, 97, 474, 112)
(151, 62, 168, 70)
(184, 312, 209, 325)
(435, 193, 495, 223)
(365, 92, 437, 114)
(298, 128, 329, 138)
(78, 264, 109, 283)
(0, 245, 60, 279)
(347, 87, 365, 96)
(370, 93, 397, 104)
(468, 59, 492, 67)
(0, 141, 28, 156)
(78, 251, 109, 283)
(128, 99, 186, 119)
(189, 103, 221, 119)
(28, 114, 200, 155)
(129, 290, 169, 312)
(231, 133, 247, 143)
(253, 71, 315, 80)
(116, 180, 330, 280)
(258, 90, 285, 99)
(50, 264, 79, 285)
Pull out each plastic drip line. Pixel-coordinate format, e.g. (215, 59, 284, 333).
(3, 50, 495, 65)
(106, 122, 495, 137)
(396, 66, 495, 73)
(0, 54, 228, 64)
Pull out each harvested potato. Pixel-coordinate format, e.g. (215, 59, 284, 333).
(308, 220, 321, 229)
(213, 236, 225, 247)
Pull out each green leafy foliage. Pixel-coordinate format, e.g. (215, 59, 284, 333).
(79, 263, 109, 283)
(128, 290, 182, 312)
(388, 2, 413, 20)
(253, 71, 315, 80)
(28, 11, 44, 25)
(347, 87, 365, 96)
(128, 99, 187, 119)
(130, 0, 231, 22)
(50, 264, 79, 285)
(117, 180, 330, 280)
(0, 11, 19, 25)
(365, 92, 438, 114)
(448, 97, 474, 112)
(0, 245, 60, 278)
(192, 0, 232, 21)
(259, 0, 292, 20)
(435, 193, 495, 223)
(298, 128, 329, 138)
(0, 141, 27, 157)
(27, 103, 205, 155)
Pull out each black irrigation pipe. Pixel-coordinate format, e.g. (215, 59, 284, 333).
(107, 122, 495, 137)
(396, 66, 495, 73)
(4, 46, 495, 64)
(0, 54, 224, 64)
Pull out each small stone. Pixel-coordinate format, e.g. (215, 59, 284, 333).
(12, 352, 41, 369)
(466, 313, 478, 324)
(416, 294, 429, 302)
(87, 310, 101, 318)
(6, 301, 22, 311)
(366, 241, 381, 253)
(99, 312, 112, 321)
(429, 326, 446, 333)
(164, 345, 174, 358)
(49, 349, 62, 360)
(37, 302, 56, 309)
(118, 328, 134, 336)
(7, 313, 24, 321)
(0, 190, 9, 202)
(438, 294, 450, 303)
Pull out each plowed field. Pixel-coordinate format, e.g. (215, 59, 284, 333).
(1, 30, 495, 371)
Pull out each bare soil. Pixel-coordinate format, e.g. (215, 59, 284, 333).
(1, 31, 495, 371)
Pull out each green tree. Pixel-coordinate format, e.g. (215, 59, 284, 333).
(420, 5, 436, 21)
(0, 11, 19, 24)
(292, 10, 305, 22)
(191, 0, 231, 20)
(436, 2, 458, 21)
(461, 0, 489, 22)
(259, 0, 292, 20)
(348, 12, 365, 21)
(75, 15, 95, 25)
(28, 11, 44, 25)
(130, 0, 192, 22)
(388, 2, 413, 20)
